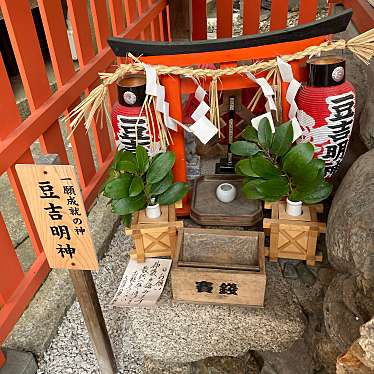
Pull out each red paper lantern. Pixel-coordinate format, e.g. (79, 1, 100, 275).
(296, 57, 356, 178)
(111, 75, 159, 154)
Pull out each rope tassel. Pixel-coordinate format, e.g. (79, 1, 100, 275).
(345, 28, 374, 64)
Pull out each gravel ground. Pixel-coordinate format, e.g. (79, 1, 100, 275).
(36, 227, 144, 374)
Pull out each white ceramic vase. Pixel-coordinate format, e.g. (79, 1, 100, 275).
(145, 203, 161, 219)
(216, 183, 237, 203)
(286, 198, 303, 217)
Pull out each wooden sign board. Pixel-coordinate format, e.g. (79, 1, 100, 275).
(16, 165, 99, 271)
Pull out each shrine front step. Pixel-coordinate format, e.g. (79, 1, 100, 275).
(125, 262, 306, 364)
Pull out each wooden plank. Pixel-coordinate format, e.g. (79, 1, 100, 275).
(69, 270, 117, 374)
(66, 100, 97, 188)
(269, 222, 279, 261)
(298, 0, 319, 25)
(257, 232, 266, 273)
(343, 0, 374, 33)
(0, 52, 21, 140)
(216, 0, 233, 38)
(65, 2, 101, 178)
(108, 0, 126, 36)
(171, 267, 266, 306)
(270, 0, 289, 31)
(242, 0, 261, 35)
(38, 0, 75, 86)
(8, 151, 46, 255)
(306, 227, 319, 266)
(40, 1, 101, 174)
(170, 0, 191, 40)
(158, 10, 166, 41)
(67, 0, 95, 65)
(150, 0, 162, 40)
(124, 0, 138, 25)
(0, 0, 51, 109)
(191, 0, 206, 40)
(38, 0, 77, 168)
(0, 254, 50, 344)
(139, 0, 152, 40)
(0, 213, 24, 304)
(16, 164, 99, 270)
(133, 231, 146, 262)
(87, 80, 112, 166)
(90, 0, 111, 51)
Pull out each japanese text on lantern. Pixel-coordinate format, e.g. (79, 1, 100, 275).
(15, 165, 99, 270)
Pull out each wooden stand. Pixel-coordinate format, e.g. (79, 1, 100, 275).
(263, 201, 326, 266)
(126, 204, 183, 262)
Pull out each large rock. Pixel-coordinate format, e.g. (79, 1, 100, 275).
(323, 275, 364, 352)
(326, 149, 374, 294)
(360, 65, 374, 149)
(359, 318, 374, 369)
(127, 263, 305, 363)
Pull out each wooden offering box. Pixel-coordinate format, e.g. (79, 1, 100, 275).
(126, 204, 183, 262)
(263, 202, 326, 266)
(171, 228, 266, 307)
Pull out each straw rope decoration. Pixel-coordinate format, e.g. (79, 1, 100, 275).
(66, 29, 374, 137)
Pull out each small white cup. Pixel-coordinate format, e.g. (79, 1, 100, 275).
(146, 203, 161, 219)
(216, 183, 237, 203)
(286, 198, 303, 217)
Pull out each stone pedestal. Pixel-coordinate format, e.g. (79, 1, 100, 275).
(126, 263, 305, 363)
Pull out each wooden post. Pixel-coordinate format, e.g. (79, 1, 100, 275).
(168, 0, 191, 40)
(69, 270, 117, 374)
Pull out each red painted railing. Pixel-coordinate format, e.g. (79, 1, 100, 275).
(191, 0, 322, 40)
(0, 0, 169, 366)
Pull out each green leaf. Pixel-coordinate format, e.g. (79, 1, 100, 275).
(283, 142, 315, 175)
(122, 214, 132, 228)
(258, 117, 273, 149)
(241, 126, 258, 142)
(230, 141, 260, 157)
(103, 174, 132, 199)
(271, 121, 293, 157)
(158, 182, 189, 205)
(292, 158, 325, 187)
(255, 176, 289, 201)
(117, 161, 138, 174)
(242, 179, 266, 200)
(149, 172, 173, 195)
(147, 151, 176, 184)
(136, 145, 149, 174)
(290, 180, 332, 204)
(113, 149, 124, 169)
(129, 175, 144, 197)
(235, 159, 259, 177)
(112, 194, 146, 215)
(251, 154, 283, 179)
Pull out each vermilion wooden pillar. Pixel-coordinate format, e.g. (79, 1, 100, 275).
(161, 74, 190, 216)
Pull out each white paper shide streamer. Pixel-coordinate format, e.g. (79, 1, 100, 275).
(144, 65, 218, 145)
(276, 57, 303, 141)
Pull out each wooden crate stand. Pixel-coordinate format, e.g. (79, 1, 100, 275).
(263, 201, 326, 266)
(171, 228, 266, 307)
(125, 204, 183, 262)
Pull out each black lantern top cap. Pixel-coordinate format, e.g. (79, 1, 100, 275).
(307, 56, 346, 87)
